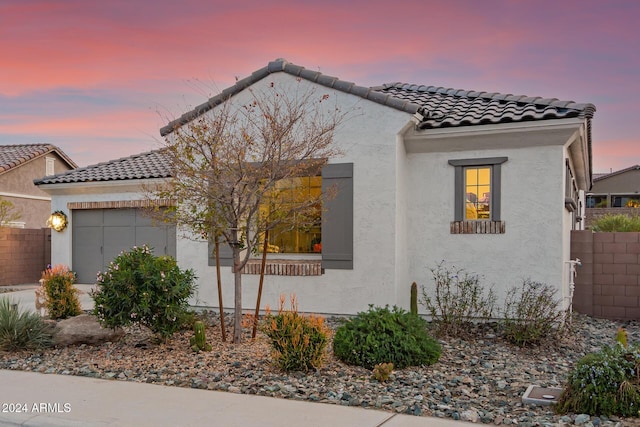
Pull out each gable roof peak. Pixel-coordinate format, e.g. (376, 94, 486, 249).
(0, 143, 77, 174)
(160, 59, 422, 137)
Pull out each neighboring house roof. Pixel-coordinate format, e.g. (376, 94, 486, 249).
(34, 150, 172, 185)
(593, 165, 640, 182)
(160, 58, 596, 136)
(0, 143, 78, 175)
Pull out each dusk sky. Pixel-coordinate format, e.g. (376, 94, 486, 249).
(1, 0, 638, 173)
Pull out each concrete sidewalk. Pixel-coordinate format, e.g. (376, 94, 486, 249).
(0, 370, 477, 427)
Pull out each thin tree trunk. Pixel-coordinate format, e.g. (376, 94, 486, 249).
(232, 230, 243, 343)
(214, 235, 226, 342)
(252, 230, 269, 339)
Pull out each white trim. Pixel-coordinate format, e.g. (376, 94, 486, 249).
(0, 191, 51, 201)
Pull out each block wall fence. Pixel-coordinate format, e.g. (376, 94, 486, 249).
(571, 230, 640, 320)
(0, 228, 51, 286)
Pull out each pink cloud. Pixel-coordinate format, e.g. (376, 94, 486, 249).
(1, 0, 639, 170)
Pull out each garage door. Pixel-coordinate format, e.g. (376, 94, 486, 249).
(72, 209, 176, 283)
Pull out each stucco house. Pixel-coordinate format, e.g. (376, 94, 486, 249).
(36, 59, 595, 316)
(1, 144, 77, 228)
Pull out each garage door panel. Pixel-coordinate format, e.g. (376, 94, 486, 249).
(104, 226, 135, 264)
(72, 225, 103, 283)
(73, 210, 103, 226)
(136, 226, 167, 255)
(103, 209, 135, 226)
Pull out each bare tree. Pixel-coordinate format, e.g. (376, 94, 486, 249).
(152, 80, 346, 343)
(0, 197, 22, 226)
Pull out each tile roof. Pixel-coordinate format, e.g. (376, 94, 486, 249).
(375, 83, 596, 130)
(161, 58, 595, 136)
(34, 149, 172, 185)
(41, 59, 596, 186)
(0, 143, 77, 174)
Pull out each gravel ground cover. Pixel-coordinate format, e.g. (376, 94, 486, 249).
(1, 312, 639, 426)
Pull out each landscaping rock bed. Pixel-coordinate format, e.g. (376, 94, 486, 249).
(1, 313, 639, 426)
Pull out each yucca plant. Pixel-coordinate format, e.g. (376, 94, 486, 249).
(0, 297, 53, 351)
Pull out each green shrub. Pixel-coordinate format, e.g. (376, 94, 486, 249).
(91, 245, 196, 341)
(501, 279, 566, 347)
(0, 298, 53, 351)
(332, 305, 441, 370)
(40, 265, 82, 319)
(260, 295, 329, 372)
(557, 343, 640, 417)
(591, 213, 640, 232)
(420, 261, 496, 337)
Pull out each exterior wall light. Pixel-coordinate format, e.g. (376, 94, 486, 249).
(47, 210, 68, 232)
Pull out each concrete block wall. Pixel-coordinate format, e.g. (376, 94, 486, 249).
(0, 228, 51, 286)
(571, 230, 640, 320)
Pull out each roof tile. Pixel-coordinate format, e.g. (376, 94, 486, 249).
(0, 144, 77, 174)
(34, 150, 171, 185)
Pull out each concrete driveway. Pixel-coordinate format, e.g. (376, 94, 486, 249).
(0, 284, 96, 313)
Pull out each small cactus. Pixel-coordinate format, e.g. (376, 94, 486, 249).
(373, 362, 394, 382)
(616, 327, 628, 348)
(410, 282, 418, 315)
(190, 320, 212, 352)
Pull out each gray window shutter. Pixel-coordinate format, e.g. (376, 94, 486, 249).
(208, 238, 234, 267)
(322, 163, 353, 270)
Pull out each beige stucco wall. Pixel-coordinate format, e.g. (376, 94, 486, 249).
(0, 153, 74, 228)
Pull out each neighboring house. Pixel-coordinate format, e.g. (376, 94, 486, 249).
(36, 59, 595, 316)
(585, 165, 640, 227)
(587, 165, 640, 208)
(1, 144, 77, 228)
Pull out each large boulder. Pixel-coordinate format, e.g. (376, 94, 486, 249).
(53, 314, 124, 347)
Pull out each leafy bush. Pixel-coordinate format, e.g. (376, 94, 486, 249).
(501, 279, 566, 346)
(260, 295, 330, 372)
(332, 305, 441, 370)
(420, 261, 496, 337)
(556, 343, 640, 417)
(91, 245, 196, 341)
(591, 213, 640, 232)
(0, 297, 53, 351)
(40, 265, 82, 319)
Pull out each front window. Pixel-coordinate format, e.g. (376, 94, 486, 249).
(261, 176, 322, 254)
(465, 167, 491, 220)
(448, 157, 507, 234)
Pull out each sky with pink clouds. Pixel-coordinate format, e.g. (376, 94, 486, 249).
(1, 0, 638, 173)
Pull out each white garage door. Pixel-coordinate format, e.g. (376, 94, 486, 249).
(72, 209, 176, 283)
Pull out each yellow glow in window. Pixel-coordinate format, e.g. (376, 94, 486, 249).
(464, 167, 491, 220)
(261, 176, 322, 253)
